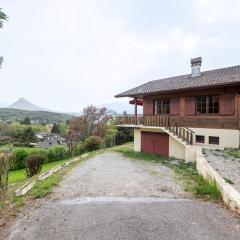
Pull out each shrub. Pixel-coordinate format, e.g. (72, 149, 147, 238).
(12, 148, 28, 170)
(115, 127, 133, 145)
(25, 154, 44, 177)
(11, 147, 68, 171)
(104, 135, 115, 148)
(83, 136, 103, 152)
(0, 152, 14, 201)
(46, 146, 67, 162)
(73, 142, 85, 155)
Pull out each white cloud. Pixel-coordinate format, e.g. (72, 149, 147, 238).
(0, 0, 240, 111)
(194, 0, 240, 23)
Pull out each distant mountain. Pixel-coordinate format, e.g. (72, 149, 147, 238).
(98, 102, 143, 115)
(8, 98, 48, 111)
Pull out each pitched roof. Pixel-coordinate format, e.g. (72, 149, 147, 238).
(115, 65, 240, 98)
(36, 135, 66, 149)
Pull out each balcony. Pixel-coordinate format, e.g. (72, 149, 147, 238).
(116, 115, 195, 145)
(116, 115, 170, 127)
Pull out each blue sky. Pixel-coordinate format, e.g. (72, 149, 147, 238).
(0, 0, 240, 112)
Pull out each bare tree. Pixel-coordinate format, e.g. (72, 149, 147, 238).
(69, 105, 112, 141)
(65, 130, 80, 156)
(0, 151, 14, 202)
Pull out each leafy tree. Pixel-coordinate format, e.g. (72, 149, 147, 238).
(59, 123, 68, 136)
(0, 123, 47, 146)
(0, 9, 8, 69)
(104, 121, 118, 147)
(21, 117, 31, 125)
(0, 8, 7, 28)
(51, 123, 60, 134)
(19, 127, 36, 146)
(115, 127, 133, 145)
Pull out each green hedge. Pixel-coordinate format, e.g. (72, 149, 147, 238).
(11, 146, 68, 171)
(8, 135, 108, 171)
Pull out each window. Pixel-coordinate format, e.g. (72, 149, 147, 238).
(209, 136, 219, 145)
(208, 96, 219, 113)
(154, 99, 170, 114)
(196, 135, 205, 144)
(196, 96, 219, 114)
(154, 100, 161, 114)
(196, 96, 207, 114)
(162, 99, 170, 114)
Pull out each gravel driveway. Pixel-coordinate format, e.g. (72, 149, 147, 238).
(5, 152, 240, 240)
(53, 152, 187, 199)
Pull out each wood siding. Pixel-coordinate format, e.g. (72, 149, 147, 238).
(170, 98, 180, 115)
(220, 95, 235, 115)
(143, 98, 153, 115)
(185, 97, 195, 115)
(142, 86, 240, 129)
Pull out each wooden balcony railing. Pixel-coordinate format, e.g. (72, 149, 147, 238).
(116, 115, 194, 145)
(116, 115, 170, 127)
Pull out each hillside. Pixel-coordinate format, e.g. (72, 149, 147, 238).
(0, 108, 73, 124)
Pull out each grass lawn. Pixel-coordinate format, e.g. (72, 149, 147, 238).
(224, 149, 240, 158)
(8, 159, 68, 184)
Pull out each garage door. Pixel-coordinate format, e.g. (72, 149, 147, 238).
(141, 131, 169, 157)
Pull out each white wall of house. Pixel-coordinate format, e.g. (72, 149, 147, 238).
(133, 127, 239, 162)
(190, 128, 240, 149)
(134, 129, 141, 152)
(169, 137, 185, 160)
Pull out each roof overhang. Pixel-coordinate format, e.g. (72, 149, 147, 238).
(129, 98, 143, 106)
(115, 82, 240, 98)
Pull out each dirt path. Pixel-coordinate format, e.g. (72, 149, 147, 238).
(5, 152, 240, 240)
(53, 152, 187, 199)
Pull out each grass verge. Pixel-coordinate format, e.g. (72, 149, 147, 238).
(0, 149, 106, 234)
(8, 159, 68, 184)
(224, 149, 240, 158)
(114, 147, 222, 202)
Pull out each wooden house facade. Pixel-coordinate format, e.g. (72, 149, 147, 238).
(115, 58, 240, 161)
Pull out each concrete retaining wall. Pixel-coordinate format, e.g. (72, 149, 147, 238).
(196, 149, 240, 213)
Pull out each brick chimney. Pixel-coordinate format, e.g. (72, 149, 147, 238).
(191, 57, 202, 77)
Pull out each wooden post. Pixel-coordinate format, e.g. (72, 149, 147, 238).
(134, 97, 137, 125)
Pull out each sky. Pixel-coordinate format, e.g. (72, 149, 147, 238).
(0, 0, 240, 112)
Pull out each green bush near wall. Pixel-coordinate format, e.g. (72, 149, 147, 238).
(11, 146, 68, 171)
(7, 130, 133, 171)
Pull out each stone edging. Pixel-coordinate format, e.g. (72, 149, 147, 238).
(15, 180, 36, 197)
(196, 149, 240, 213)
(15, 154, 88, 197)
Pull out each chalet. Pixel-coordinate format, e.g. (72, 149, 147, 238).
(115, 57, 240, 161)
